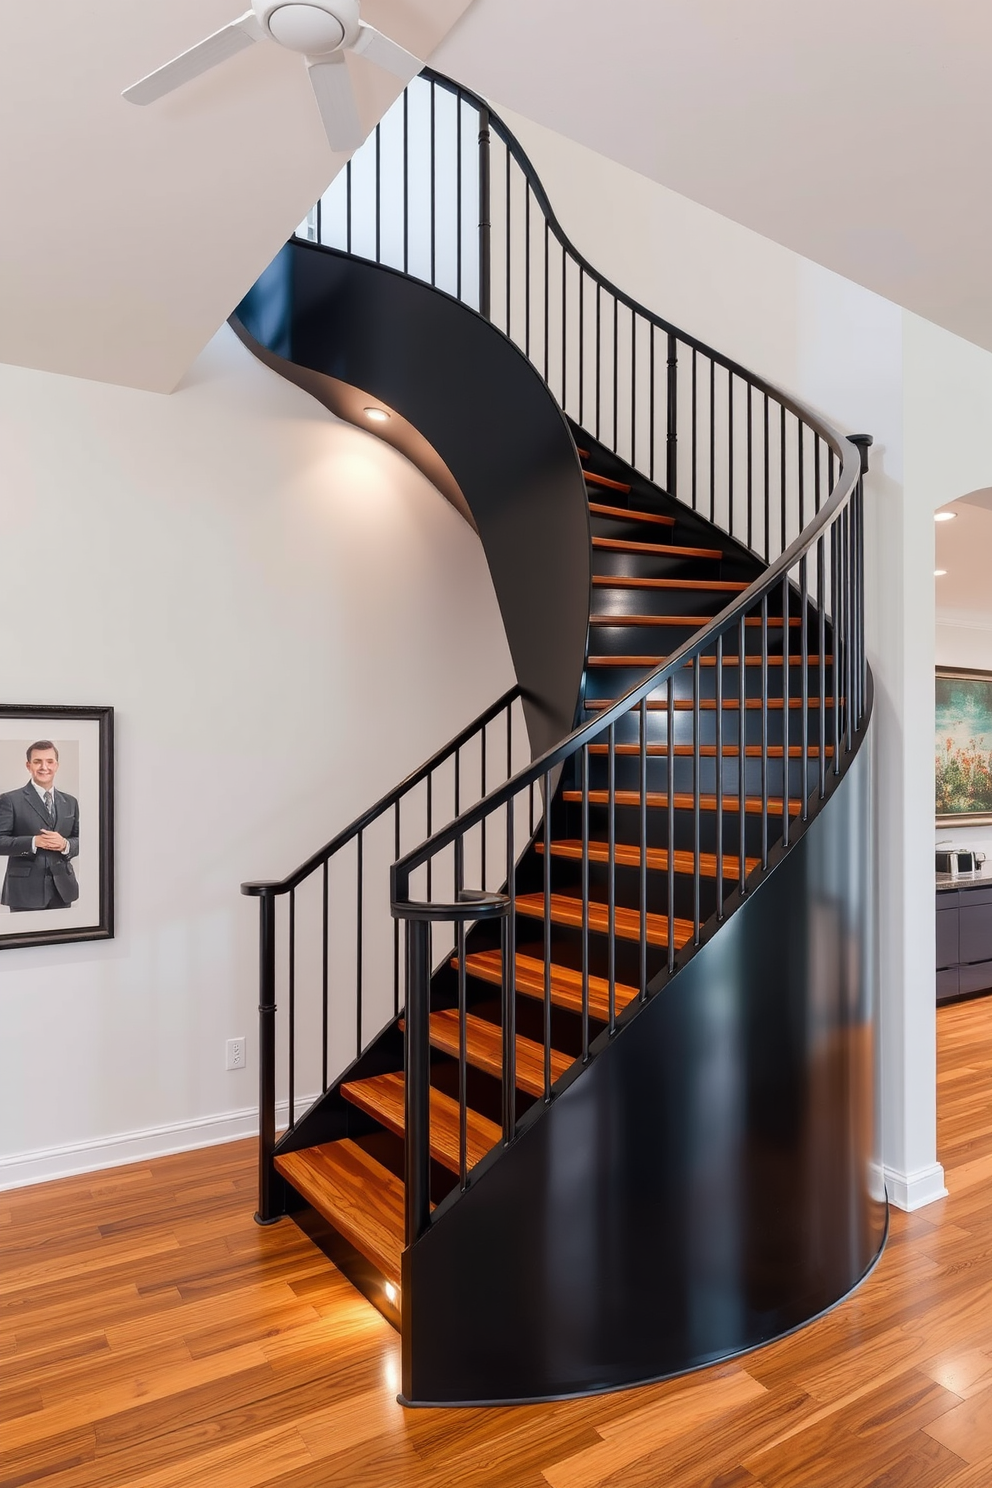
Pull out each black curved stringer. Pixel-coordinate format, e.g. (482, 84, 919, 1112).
(234, 241, 884, 1406)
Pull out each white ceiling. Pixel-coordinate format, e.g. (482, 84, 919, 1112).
(936, 497, 992, 616)
(0, 0, 473, 391)
(435, 0, 992, 356)
(6, 1, 992, 392)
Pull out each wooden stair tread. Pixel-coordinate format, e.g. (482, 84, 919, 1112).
(589, 501, 675, 528)
(586, 741, 835, 758)
(591, 537, 724, 560)
(592, 575, 749, 592)
(589, 614, 801, 627)
(274, 1140, 405, 1287)
(583, 469, 631, 492)
(587, 654, 831, 667)
(562, 788, 802, 816)
(584, 696, 836, 712)
(516, 892, 693, 950)
(340, 1071, 500, 1174)
(462, 949, 639, 1021)
(537, 839, 759, 880)
(425, 1009, 571, 1096)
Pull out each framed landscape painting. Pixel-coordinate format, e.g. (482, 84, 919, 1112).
(0, 705, 114, 951)
(936, 668, 992, 825)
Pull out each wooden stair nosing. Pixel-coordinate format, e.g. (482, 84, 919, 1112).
(422, 1009, 571, 1097)
(274, 1140, 405, 1288)
(589, 501, 675, 528)
(459, 949, 639, 1022)
(561, 788, 802, 817)
(515, 891, 693, 950)
(340, 1071, 501, 1174)
(536, 839, 760, 880)
(583, 469, 631, 493)
(591, 537, 724, 560)
(592, 575, 749, 592)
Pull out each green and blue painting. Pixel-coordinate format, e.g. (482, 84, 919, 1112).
(936, 672, 992, 816)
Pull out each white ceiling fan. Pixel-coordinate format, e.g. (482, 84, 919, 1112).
(122, 0, 423, 152)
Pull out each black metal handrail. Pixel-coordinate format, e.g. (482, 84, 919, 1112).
(241, 682, 523, 1220)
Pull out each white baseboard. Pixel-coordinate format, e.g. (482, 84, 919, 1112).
(884, 1161, 948, 1212)
(0, 1096, 319, 1193)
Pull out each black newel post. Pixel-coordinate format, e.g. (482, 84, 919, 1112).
(404, 917, 433, 1246)
(478, 105, 492, 321)
(255, 886, 281, 1224)
(666, 332, 678, 497)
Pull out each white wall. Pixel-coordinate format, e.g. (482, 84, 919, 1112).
(0, 325, 517, 1187)
(494, 103, 992, 1209)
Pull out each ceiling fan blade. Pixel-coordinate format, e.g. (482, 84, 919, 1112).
(307, 57, 365, 152)
(351, 23, 422, 84)
(122, 11, 263, 105)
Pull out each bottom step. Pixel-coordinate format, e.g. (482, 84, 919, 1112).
(275, 1139, 405, 1288)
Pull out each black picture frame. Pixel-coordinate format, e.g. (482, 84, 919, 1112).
(0, 705, 114, 950)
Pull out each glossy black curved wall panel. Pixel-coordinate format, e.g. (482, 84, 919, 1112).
(403, 711, 884, 1405)
(233, 241, 591, 760)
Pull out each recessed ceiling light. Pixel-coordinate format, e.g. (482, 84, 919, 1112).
(364, 407, 390, 423)
(934, 511, 957, 522)
(934, 569, 947, 577)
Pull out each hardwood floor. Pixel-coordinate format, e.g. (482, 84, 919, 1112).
(3, 996, 992, 1487)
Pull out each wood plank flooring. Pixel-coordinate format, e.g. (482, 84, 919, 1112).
(3, 996, 992, 1487)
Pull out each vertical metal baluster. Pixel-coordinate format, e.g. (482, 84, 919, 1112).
(649, 325, 656, 482)
(818, 531, 827, 798)
(831, 516, 841, 774)
(857, 473, 866, 727)
(504, 788, 517, 1137)
(691, 348, 698, 512)
(709, 357, 716, 523)
(763, 394, 770, 561)
(478, 104, 491, 320)
(738, 614, 747, 893)
(454, 835, 467, 1188)
(525, 185, 531, 358)
(667, 333, 678, 499)
(761, 594, 769, 871)
(426, 774, 433, 901)
(456, 94, 462, 302)
(404, 917, 431, 1246)
(716, 632, 724, 918)
(747, 382, 753, 553)
(529, 778, 535, 838)
(393, 802, 401, 1017)
(631, 309, 637, 469)
(579, 270, 585, 428)
(664, 687, 673, 978)
(693, 655, 701, 944)
(543, 768, 552, 1101)
(728, 371, 734, 541)
(845, 504, 854, 753)
(505, 144, 511, 335)
(316, 194, 322, 246)
(800, 553, 809, 821)
(346, 159, 352, 255)
(543, 219, 550, 383)
(507, 702, 513, 786)
(814, 433, 822, 514)
(608, 721, 617, 1035)
(581, 744, 590, 1059)
(288, 888, 296, 1130)
(402, 89, 409, 274)
(428, 85, 436, 285)
(321, 859, 329, 1092)
(356, 830, 364, 1058)
(781, 574, 790, 849)
(780, 405, 787, 556)
(561, 243, 568, 410)
(375, 122, 381, 264)
(480, 726, 487, 888)
(595, 285, 602, 441)
(612, 297, 619, 453)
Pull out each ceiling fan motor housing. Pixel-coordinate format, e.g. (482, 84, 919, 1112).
(254, 0, 361, 55)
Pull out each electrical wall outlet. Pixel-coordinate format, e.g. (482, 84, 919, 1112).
(226, 1036, 246, 1071)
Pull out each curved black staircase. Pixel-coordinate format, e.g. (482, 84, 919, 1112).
(239, 72, 883, 1406)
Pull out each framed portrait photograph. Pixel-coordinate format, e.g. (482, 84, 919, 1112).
(0, 706, 113, 950)
(936, 668, 992, 825)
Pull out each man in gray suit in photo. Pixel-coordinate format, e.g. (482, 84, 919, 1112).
(0, 740, 80, 912)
